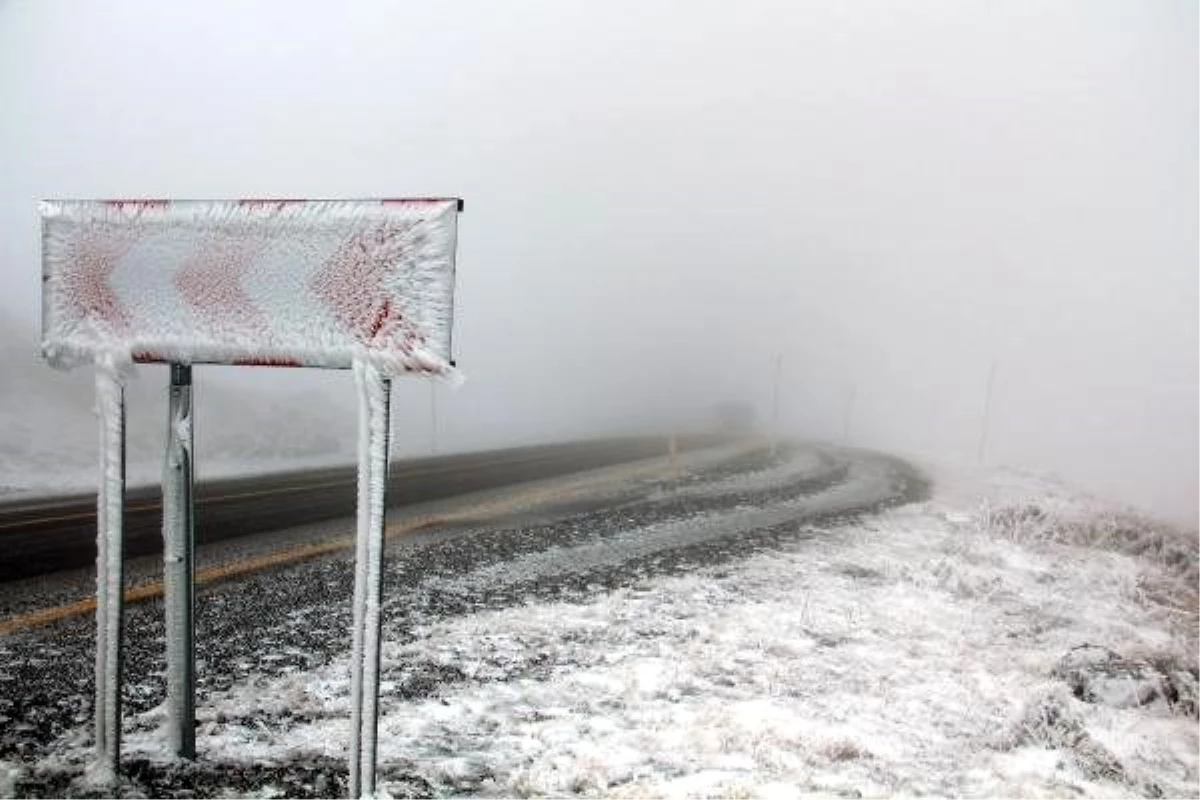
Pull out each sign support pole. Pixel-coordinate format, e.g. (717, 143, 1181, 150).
(92, 369, 126, 783)
(349, 365, 392, 799)
(162, 363, 196, 759)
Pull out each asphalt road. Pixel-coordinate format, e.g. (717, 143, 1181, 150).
(0, 436, 724, 581)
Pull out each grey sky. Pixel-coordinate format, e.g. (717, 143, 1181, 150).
(0, 0, 1195, 522)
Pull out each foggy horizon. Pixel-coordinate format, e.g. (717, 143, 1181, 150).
(0, 0, 1196, 525)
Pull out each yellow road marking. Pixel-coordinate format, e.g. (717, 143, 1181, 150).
(0, 516, 446, 636)
(0, 449, 695, 636)
(0, 502, 164, 530)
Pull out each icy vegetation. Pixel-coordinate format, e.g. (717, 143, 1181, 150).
(167, 495, 1192, 797)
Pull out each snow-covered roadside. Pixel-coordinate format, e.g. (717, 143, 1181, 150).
(113, 466, 1197, 799)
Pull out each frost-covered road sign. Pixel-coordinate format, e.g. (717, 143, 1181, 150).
(40, 198, 462, 798)
(42, 199, 460, 375)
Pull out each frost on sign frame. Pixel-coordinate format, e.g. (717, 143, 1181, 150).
(38, 198, 462, 799)
(41, 198, 461, 375)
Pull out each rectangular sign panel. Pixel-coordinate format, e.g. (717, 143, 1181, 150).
(41, 198, 460, 375)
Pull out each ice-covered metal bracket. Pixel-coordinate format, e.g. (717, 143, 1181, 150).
(39, 198, 463, 798)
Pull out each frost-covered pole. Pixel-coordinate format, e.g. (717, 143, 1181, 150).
(349, 362, 392, 799)
(162, 363, 196, 759)
(92, 366, 126, 783)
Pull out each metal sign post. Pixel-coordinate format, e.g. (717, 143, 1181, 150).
(349, 366, 391, 798)
(162, 363, 196, 759)
(40, 198, 462, 796)
(91, 369, 126, 784)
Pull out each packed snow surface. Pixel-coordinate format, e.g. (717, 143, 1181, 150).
(651, 447, 828, 500)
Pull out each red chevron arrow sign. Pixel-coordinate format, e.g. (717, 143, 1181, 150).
(40, 198, 461, 375)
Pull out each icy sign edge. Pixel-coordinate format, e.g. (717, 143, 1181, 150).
(39, 199, 461, 377)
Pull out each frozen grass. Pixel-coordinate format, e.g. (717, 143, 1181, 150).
(980, 499, 1198, 602)
(101, 466, 1198, 799)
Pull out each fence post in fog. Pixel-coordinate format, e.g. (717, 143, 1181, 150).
(770, 353, 782, 456)
(977, 361, 997, 464)
(841, 382, 856, 444)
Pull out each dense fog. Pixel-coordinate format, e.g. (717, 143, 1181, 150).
(0, 0, 1194, 523)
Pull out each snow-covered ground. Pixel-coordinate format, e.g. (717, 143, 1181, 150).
(2, 447, 1195, 799)
(126, 459, 1196, 798)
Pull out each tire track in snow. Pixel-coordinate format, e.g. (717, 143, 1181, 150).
(434, 455, 899, 599)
